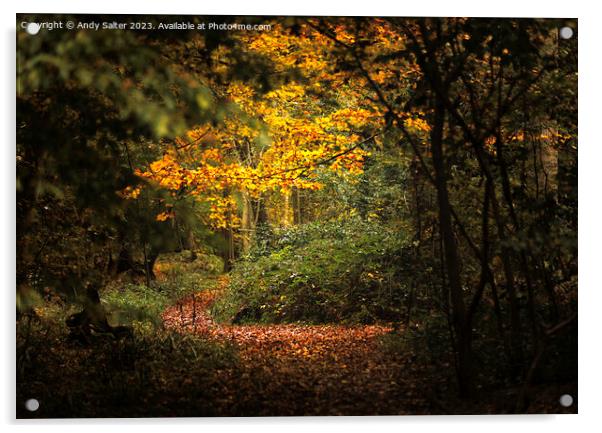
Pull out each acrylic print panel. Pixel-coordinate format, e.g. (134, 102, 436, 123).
(16, 14, 577, 418)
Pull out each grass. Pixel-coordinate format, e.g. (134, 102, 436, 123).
(102, 251, 224, 326)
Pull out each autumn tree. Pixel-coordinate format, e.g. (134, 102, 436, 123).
(135, 23, 385, 265)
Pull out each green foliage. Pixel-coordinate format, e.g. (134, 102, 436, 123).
(16, 15, 229, 302)
(17, 15, 217, 140)
(302, 148, 412, 224)
(103, 252, 224, 326)
(103, 283, 169, 326)
(212, 218, 413, 324)
(211, 150, 423, 325)
(157, 251, 225, 278)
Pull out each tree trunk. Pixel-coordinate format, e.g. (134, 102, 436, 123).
(240, 190, 255, 254)
(220, 228, 234, 272)
(282, 190, 294, 227)
(145, 248, 159, 280)
(430, 99, 472, 397)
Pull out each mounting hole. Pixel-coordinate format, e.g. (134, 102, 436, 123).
(25, 22, 40, 35)
(25, 398, 40, 412)
(559, 394, 573, 407)
(559, 27, 574, 40)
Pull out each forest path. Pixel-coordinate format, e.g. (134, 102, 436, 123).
(161, 277, 431, 415)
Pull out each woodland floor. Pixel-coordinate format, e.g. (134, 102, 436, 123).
(17, 274, 577, 417)
(160, 276, 432, 415)
(159, 277, 576, 416)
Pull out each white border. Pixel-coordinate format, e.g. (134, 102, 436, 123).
(3, 1, 599, 432)
(3, 0, 586, 17)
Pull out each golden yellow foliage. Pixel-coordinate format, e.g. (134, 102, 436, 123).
(131, 20, 427, 229)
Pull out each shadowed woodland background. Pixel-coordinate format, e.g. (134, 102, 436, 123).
(17, 15, 577, 417)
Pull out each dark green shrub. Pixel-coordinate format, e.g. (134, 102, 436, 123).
(212, 218, 413, 324)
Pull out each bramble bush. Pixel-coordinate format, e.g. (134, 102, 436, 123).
(212, 218, 414, 324)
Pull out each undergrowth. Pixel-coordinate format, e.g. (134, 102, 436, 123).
(212, 218, 414, 324)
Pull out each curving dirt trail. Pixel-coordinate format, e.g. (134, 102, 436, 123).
(161, 279, 431, 416)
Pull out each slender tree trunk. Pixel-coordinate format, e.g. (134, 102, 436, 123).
(145, 248, 159, 280)
(220, 228, 234, 272)
(142, 242, 151, 287)
(488, 183, 523, 370)
(282, 190, 294, 226)
(406, 157, 423, 327)
(240, 190, 255, 254)
(430, 99, 471, 397)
